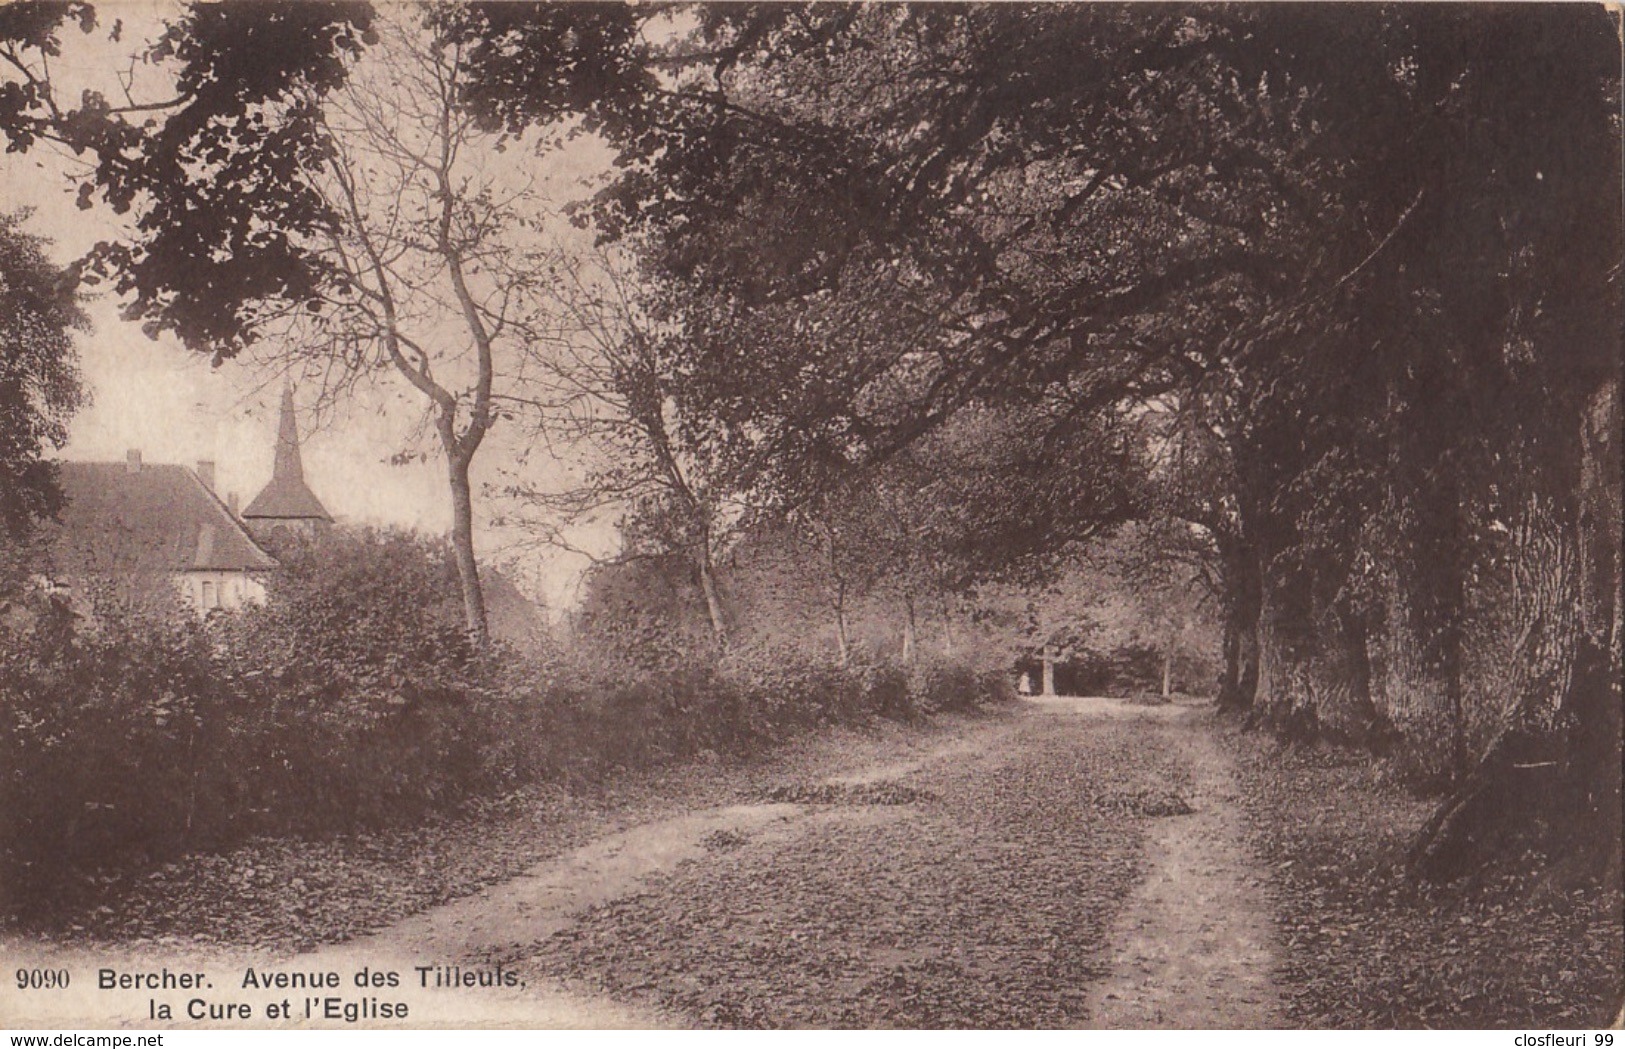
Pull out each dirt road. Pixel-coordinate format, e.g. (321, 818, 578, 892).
(4, 696, 1283, 1029)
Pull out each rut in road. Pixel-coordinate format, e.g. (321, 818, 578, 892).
(1075, 699, 1284, 1028)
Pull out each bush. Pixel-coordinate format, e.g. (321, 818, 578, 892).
(910, 659, 995, 714)
(0, 597, 224, 891)
(0, 531, 1009, 908)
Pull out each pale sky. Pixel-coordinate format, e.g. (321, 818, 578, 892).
(2, 2, 621, 611)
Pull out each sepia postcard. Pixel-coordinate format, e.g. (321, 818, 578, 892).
(1, 1, 1620, 1032)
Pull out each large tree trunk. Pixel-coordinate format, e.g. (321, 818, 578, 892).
(1218, 536, 1262, 711)
(1406, 723, 1552, 881)
(1411, 380, 1621, 882)
(447, 453, 488, 646)
(1431, 473, 1470, 782)
(1571, 378, 1622, 870)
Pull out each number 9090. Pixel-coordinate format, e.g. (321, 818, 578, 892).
(16, 968, 70, 990)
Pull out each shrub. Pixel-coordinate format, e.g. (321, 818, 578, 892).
(909, 659, 990, 714)
(0, 597, 227, 891)
(0, 530, 1010, 908)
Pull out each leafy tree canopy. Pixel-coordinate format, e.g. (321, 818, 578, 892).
(0, 212, 85, 540)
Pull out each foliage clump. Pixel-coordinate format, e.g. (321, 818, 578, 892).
(0, 529, 1006, 908)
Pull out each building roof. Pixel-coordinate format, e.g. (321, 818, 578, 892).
(242, 385, 332, 522)
(49, 461, 279, 575)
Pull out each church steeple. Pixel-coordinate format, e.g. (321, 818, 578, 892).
(241, 385, 331, 538)
(272, 384, 306, 486)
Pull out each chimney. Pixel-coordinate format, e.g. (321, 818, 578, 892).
(126, 449, 142, 474)
(227, 492, 240, 517)
(196, 460, 216, 493)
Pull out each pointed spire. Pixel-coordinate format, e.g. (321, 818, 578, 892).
(273, 384, 306, 486)
(242, 384, 332, 524)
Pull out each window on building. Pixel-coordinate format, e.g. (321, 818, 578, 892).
(201, 581, 218, 609)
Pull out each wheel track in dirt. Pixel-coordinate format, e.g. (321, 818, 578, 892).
(1064, 697, 1284, 1028)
